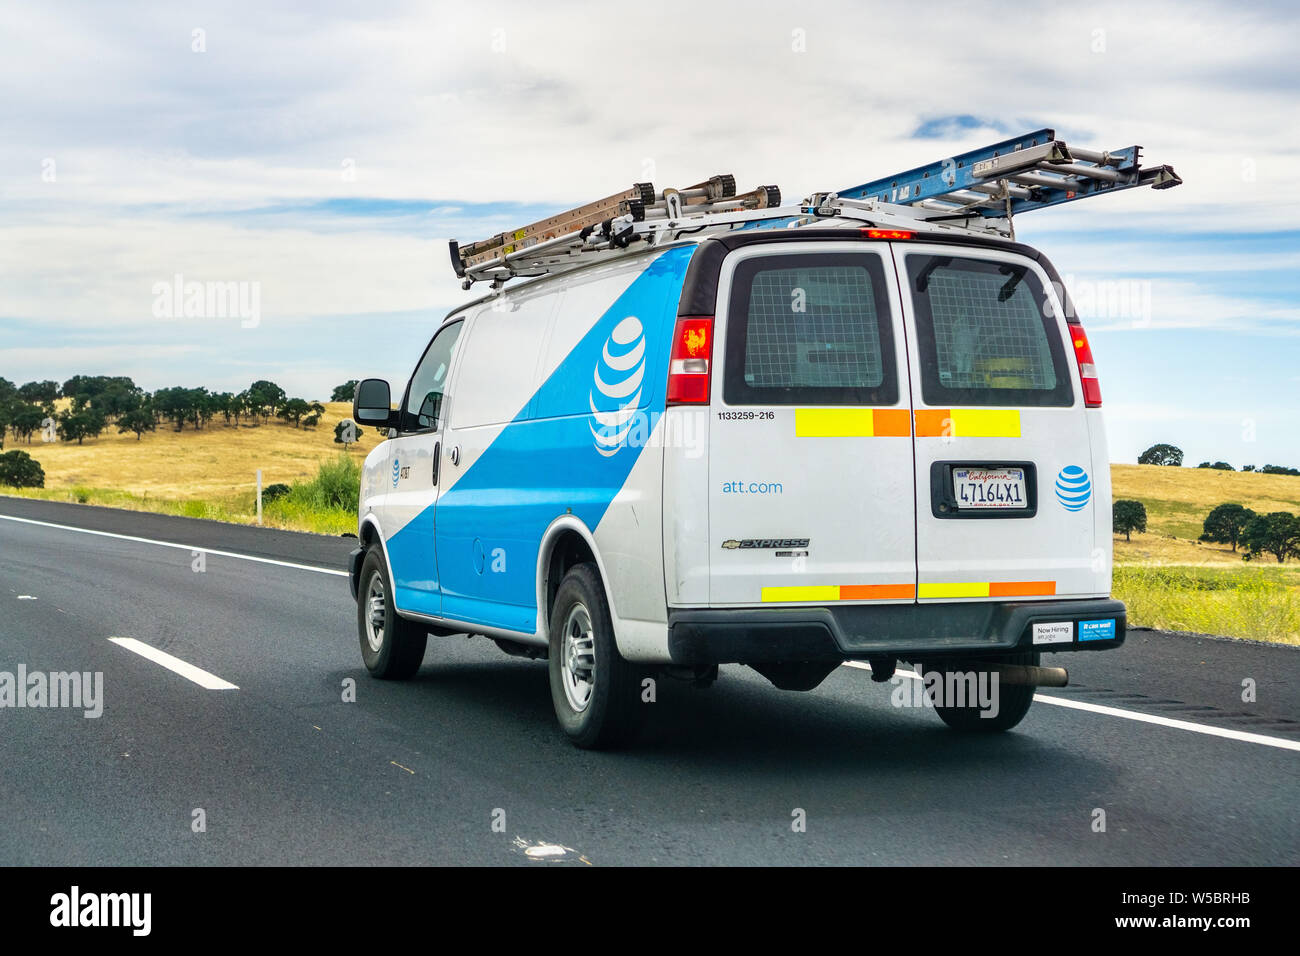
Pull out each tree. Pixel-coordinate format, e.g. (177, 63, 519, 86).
(0, 399, 12, 448)
(11, 405, 43, 444)
(1242, 465, 1256, 473)
(1138, 443, 1183, 467)
(334, 419, 358, 448)
(211, 391, 237, 426)
(331, 381, 359, 403)
(1261, 464, 1300, 477)
(152, 387, 190, 431)
(56, 409, 105, 445)
(1242, 512, 1300, 564)
(0, 449, 45, 488)
(246, 380, 286, 424)
(18, 380, 59, 406)
(93, 384, 145, 420)
(277, 397, 312, 428)
(190, 388, 213, 429)
(1199, 503, 1255, 552)
(117, 405, 157, 441)
(1196, 461, 1234, 471)
(1113, 499, 1147, 541)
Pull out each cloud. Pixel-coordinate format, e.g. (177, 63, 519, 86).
(0, 0, 1295, 459)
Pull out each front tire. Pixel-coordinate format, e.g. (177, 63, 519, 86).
(357, 547, 427, 679)
(926, 650, 1038, 732)
(547, 563, 644, 749)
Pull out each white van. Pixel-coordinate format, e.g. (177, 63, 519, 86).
(346, 129, 1180, 747)
(347, 217, 1126, 747)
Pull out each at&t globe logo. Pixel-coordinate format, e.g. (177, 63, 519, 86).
(1055, 465, 1091, 511)
(589, 316, 645, 458)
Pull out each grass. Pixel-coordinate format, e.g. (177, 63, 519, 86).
(1, 401, 380, 500)
(1108, 464, 1300, 642)
(9, 471, 359, 535)
(1113, 565, 1300, 645)
(1, 402, 375, 535)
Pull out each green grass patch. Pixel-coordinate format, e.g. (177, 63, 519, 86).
(1113, 565, 1300, 644)
(1134, 497, 1211, 539)
(3, 453, 360, 536)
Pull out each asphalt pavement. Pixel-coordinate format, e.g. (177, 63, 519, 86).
(1, 496, 1296, 865)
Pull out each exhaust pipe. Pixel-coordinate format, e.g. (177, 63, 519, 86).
(944, 662, 1069, 688)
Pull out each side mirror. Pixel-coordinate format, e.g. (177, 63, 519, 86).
(353, 378, 395, 427)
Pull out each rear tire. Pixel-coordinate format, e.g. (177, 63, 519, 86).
(357, 547, 427, 679)
(926, 650, 1037, 732)
(547, 563, 644, 749)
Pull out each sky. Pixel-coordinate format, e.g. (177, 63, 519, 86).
(1, 0, 1297, 467)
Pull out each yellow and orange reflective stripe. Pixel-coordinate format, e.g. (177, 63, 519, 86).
(761, 583, 916, 602)
(793, 408, 911, 437)
(792, 408, 1022, 438)
(913, 408, 1021, 438)
(918, 580, 1056, 599)
(760, 580, 1057, 602)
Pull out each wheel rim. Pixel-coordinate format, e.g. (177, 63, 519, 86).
(364, 571, 386, 653)
(560, 602, 596, 713)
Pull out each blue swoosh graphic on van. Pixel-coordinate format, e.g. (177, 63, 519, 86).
(387, 245, 695, 629)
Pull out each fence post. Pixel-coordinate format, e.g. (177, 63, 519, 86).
(256, 468, 263, 525)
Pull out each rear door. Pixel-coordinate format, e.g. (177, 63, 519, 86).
(708, 243, 917, 606)
(892, 242, 1100, 601)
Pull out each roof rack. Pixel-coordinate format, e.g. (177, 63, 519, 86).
(448, 128, 1181, 290)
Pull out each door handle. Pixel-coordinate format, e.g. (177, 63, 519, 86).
(432, 441, 440, 486)
(449, 444, 461, 466)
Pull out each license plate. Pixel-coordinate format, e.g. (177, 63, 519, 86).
(953, 467, 1028, 510)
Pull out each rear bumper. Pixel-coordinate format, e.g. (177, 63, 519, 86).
(667, 598, 1126, 665)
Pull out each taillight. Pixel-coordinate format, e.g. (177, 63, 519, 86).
(861, 228, 914, 240)
(666, 316, 713, 405)
(1069, 321, 1102, 407)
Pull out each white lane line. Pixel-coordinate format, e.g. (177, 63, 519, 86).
(842, 661, 1300, 752)
(109, 637, 239, 690)
(0, 513, 348, 577)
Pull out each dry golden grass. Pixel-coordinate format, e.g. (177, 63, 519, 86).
(5, 402, 379, 499)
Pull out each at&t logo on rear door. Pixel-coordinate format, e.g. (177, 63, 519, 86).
(1054, 465, 1091, 511)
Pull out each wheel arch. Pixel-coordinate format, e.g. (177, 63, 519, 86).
(535, 516, 622, 645)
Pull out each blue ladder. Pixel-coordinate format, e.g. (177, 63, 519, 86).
(834, 128, 1181, 219)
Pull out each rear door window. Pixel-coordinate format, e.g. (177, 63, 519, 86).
(723, 253, 898, 406)
(904, 254, 1073, 407)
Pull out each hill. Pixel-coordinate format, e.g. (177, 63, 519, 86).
(4, 402, 380, 500)
(1111, 464, 1300, 566)
(2, 402, 380, 533)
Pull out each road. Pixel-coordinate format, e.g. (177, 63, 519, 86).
(1, 497, 1296, 866)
